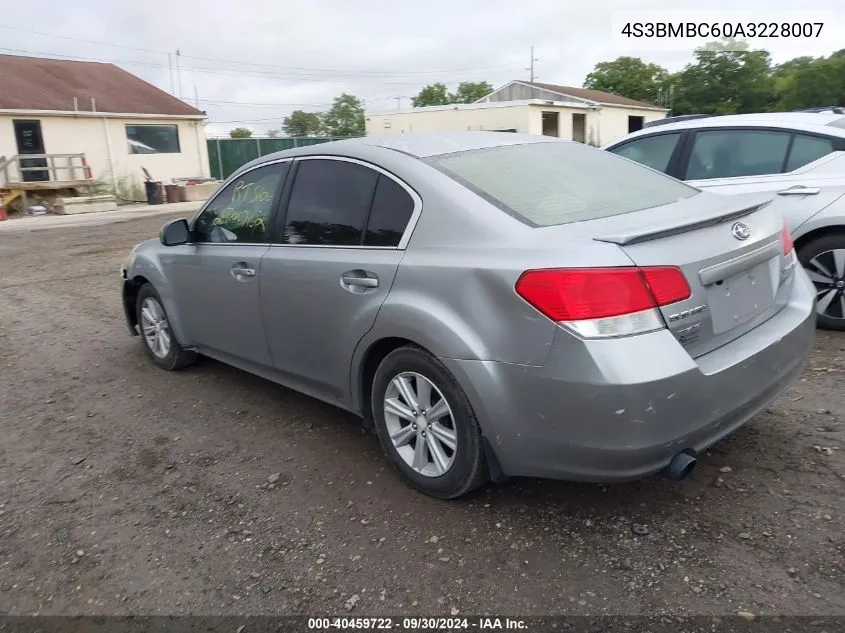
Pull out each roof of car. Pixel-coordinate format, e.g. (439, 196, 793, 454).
(310, 132, 555, 158)
(608, 112, 845, 146)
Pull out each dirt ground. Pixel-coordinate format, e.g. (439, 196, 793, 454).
(0, 211, 843, 617)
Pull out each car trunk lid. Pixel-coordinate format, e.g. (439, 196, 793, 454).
(591, 192, 795, 358)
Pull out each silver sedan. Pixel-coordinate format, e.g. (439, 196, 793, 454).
(121, 133, 815, 498)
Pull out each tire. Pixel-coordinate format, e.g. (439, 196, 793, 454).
(797, 234, 845, 331)
(135, 283, 197, 370)
(371, 346, 488, 499)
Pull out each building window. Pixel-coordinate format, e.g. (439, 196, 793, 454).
(126, 124, 181, 154)
(628, 116, 645, 133)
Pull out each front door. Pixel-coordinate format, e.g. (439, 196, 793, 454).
(163, 160, 291, 367)
(12, 119, 49, 182)
(259, 157, 418, 404)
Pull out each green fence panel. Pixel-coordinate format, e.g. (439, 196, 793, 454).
(207, 137, 349, 180)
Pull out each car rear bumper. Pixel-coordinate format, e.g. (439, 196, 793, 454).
(440, 268, 816, 483)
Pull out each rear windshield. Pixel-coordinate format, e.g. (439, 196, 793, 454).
(428, 141, 699, 227)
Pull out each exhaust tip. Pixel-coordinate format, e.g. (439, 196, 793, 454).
(663, 450, 697, 482)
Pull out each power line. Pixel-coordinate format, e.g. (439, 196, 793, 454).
(196, 96, 405, 108)
(0, 24, 521, 77)
(0, 46, 520, 85)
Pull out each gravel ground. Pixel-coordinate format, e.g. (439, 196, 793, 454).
(0, 212, 843, 617)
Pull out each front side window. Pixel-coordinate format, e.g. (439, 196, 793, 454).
(686, 129, 791, 180)
(126, 124, 181, 154)
(283, 160, 379, 246)
(428, 141, 698, 227)
(192, 162, 289, 243)
(610, 133, 681, 173)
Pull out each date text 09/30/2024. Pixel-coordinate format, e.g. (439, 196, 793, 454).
(307, 617, 527, 630)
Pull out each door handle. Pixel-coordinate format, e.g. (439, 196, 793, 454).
(341, 275, 378, 288)
(777, 186, 820, 196)
(231, 263, 256, 280)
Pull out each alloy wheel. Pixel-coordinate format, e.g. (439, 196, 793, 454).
(805, 249, 845, 321)
(139, 296, 172, 359)
(383, 372, 458, 478)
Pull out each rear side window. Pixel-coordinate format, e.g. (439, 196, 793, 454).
(686, 130, 791, 180)
(428, 141, 698, 227)
(786, 134, 836, 171)
(282, 159, 378, 246)
(610, 133, 681, 173)
(364, 175, 415, 247)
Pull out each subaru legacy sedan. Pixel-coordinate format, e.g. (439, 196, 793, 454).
(121, 133, 815, 499)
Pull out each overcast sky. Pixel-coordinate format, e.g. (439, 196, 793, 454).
(1, 0, 843, 136)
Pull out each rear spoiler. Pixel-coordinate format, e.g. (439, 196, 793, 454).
(593, 200, 771, 246)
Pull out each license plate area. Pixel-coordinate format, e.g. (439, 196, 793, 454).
(706, 260, 777, 335)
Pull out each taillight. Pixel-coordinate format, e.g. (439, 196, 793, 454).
(781, 221, 794, 255)
(515, 267, 691, 338)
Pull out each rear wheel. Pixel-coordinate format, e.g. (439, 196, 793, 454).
(797, 234, 845, 331)
(136, 283, 197, 370)
(371, 346, 488, 499)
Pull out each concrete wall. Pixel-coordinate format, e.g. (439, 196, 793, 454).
(364, 102, 666, 145)
(593, 107, 666, 146)
(366, 104, 533, 136)
(0, 114, 209, 197)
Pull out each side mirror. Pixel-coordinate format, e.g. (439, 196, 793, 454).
(160, 218, 190, 246)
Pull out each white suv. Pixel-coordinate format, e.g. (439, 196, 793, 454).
(605, 112, 845, 331)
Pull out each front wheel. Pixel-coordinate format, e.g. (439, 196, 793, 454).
(797, 234, 845, 331)
(371, 346, 488, 499)
(135, 283, 197, 370)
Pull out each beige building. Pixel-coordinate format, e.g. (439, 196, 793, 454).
(0, 54, 209, 205)
(366, 80, 668, 146)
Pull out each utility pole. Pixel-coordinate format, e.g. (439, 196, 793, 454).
(396, 96, 402, 110)
(526, 46, 539, 83)
(168, 53, 175, 95)
(175, 49, 183, 100)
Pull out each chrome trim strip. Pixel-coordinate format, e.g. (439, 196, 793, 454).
(698, 240, 780, 286)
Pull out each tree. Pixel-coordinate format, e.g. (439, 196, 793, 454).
(773, 54, 845, 110)
(450, 81, 493, 104)
(229, 127, 252, 138)
(584, 56, 669, 105)
(412, 83, 451, 107)
(266, 129, 281, 138)
(282, 110, 324, 137)
(321, 94, 365, 137)
(670, 42, 776, 116)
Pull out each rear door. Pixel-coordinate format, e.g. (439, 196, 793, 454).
(259, 156, 419, 404)
(593, 192, 795, 358)
(681, 127, 845, 195)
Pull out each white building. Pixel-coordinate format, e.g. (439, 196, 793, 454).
(0, 54, 209, 205)
(366, 80, 668, 146)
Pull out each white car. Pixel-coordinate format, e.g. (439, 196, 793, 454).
(605, 112, 845, 331)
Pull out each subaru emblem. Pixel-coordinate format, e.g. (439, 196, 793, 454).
(731, 221, 751, 240)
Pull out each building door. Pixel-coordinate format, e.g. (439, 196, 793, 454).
(628, 115, 645, 133)
(572, 113, 586, 143)
(13, 120, 48, 182)
(541, 111, 559, 137)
